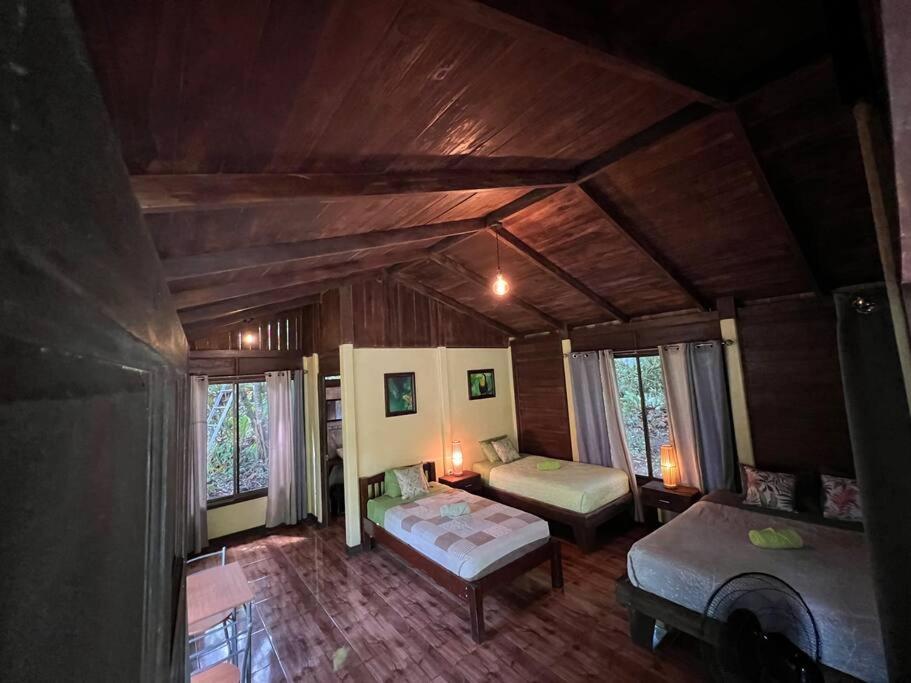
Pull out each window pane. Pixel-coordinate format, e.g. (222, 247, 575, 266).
(207, 383, 236, 500)
(614, 357, 649, 476)
(238, 382, 269, 493)
(639, 355, 669, 478)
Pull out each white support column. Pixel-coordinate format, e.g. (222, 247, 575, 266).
(339, 344, 361, 547)
(303, 354, 323, 521)
(561, 338, 581, 462)
(436, 347, 453, 475)
(720, 318, 755, 466)
(506, 343, 520, 443)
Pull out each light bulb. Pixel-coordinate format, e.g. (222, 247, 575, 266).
(492, 271, 509, 297)
(243, 332, 257, 346)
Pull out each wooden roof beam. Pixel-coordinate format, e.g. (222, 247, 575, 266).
(576, 183, 710, 312)
(489, 225, 629, 322)
(429, 253, 567, 334)
(390, 272, 519, 338)
(132, 170, 573, 213)
(162, 218, 485, 281)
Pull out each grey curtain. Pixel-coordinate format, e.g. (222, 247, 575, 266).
(188, 375, 209, 552)
(291, 369, 308, 523)
(569, 352, 612, 466)
(835, 285, 911, 680)
(687, 342, 737, 492)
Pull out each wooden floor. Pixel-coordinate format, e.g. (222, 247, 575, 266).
(190, 520, 703, 682)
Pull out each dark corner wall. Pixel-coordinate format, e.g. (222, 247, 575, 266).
(1, 3, 188, 681)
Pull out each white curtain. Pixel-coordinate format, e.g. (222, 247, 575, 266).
(188, 375, 209, 553)
(266, 371, 296, 527)
(598, 350, 643, 521)
(659, 345, 704, 490)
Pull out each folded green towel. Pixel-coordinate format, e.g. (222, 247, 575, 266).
(537, 459, 561, 471)
(440, 502, 471, 518)
(749, 527, 803, 549)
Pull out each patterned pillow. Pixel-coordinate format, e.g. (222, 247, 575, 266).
(479, 435, 508, 463)
(743, 465, 796, 512)
(492, 438, 522, 464)
(821, 474, 863, 521)
(394, 464, 430, 499)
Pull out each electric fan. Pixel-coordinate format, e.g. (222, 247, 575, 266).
(701, 572, 824, 683)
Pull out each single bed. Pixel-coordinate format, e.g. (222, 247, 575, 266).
(473, 455, 633, 552)
(359, 462, 563, 643)
(617, 492, 884, 682)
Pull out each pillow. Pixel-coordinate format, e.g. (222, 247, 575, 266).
(394, 464, 430, 499)
(479, 435, 508, 463)
(742, 465, 797, 512)
(821, 474, 863, 521)
(492, 438, 522, 464)
(384, 469, 402, 499)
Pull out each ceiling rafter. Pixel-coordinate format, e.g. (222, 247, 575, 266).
(132, 170, 573, 213)
(162, 218, 485, 281)
(390, 272, 519, 338)
(576, 183, 711, 312)
(429, 252, 567, 334)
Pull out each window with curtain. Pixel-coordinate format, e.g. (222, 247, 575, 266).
(206, 381, 270, 504)
(613, 353, 669, 478)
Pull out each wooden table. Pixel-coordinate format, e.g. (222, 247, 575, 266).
(186, 562, 253, 633)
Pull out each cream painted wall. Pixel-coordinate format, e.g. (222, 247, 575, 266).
(207, 496, 266, 540)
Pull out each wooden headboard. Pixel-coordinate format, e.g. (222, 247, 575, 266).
(358, 461, 436, 520)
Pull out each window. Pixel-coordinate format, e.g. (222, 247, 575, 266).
(613, 353, 669, 478)
(206, 381, 269, 504)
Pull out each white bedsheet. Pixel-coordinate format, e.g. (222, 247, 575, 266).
(627, 499, 885, 682)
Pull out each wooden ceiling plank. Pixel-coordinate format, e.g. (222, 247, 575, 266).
(485, 187, 564, 224)
(391, 272, 519, 337)
(425, 0, 724, 107)
(183, 295, 321, 339)
(575, 103, 717, 183)
(163, 218, 485, 281)
(576, 183, 710, 312)
(430, 253, 567, 333)
(132, 170, 574, 213)
(489, 226, 629, 322)
(727, 112, 823, 296)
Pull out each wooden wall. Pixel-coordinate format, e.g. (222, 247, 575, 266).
(510, 334, 573, 459)
(187, 307, 313, 353)
(738, 298, 854, 475)
(188, 351, 303, 377)
(1, 3, 188, 679)
(571, 311, 721, 351)
(350, 278, 510, 349)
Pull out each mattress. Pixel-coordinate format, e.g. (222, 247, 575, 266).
(473, 455, 630, 514)
(627, 499, 885, 682)
(382, 487, 550, 580)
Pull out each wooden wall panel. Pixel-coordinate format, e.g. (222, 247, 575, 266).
(350, 278, 509, 348)
(319, 289, 342, 355)
(738, 298, 854, 475)
(511, 334, 573, 459)
(188, 351, 303, 377)
(571, 311, 721, 352)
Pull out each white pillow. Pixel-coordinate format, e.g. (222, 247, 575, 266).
(394, 464, 430, 499)
(492, 438, 521, 464)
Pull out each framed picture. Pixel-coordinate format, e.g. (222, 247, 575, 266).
(467, 369, 496, 400)
(384, 372, 417, 417)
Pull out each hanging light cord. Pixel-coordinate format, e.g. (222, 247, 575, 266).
(495, 225, 501, 272)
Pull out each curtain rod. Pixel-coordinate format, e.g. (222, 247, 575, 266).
(564, 339, 734, 358)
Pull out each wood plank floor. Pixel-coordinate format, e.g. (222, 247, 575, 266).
(190, 521, 703, 682)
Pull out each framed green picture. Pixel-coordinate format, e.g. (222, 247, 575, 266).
(384, 372, 416, 417)
(467, 369, 496, 400)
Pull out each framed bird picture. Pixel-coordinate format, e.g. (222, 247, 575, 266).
(384, 372, 417, 417)
(467, 369, 496, 400)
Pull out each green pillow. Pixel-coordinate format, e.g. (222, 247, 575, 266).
(479, 435, 509, 463)
(384, 469, 402, 498)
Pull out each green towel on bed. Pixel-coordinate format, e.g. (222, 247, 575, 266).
(536, 459, 561, 471)
(440, 502, 471, 518)
(749, 527, 803, 549)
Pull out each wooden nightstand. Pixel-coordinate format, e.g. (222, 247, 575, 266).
(640, 480, 701, 527)
(438, 471, 482, 494)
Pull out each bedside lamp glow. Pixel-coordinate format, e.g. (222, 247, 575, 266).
(659, 444, 680, 489)
(451, 441, 464, 476)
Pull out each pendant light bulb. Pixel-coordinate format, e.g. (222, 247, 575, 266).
(492, 270, 510, 297)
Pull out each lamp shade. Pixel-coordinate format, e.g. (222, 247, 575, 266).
(451, 441, 463, 475)
(659, 444, 680, 489)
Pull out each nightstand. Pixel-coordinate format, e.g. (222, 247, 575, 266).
(438, 471, 482, 494)
(640, 480, 701, 527)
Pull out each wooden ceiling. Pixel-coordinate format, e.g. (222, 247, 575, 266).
(74, 0, 882, 339)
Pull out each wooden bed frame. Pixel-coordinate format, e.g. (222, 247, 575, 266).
(359, 462, 564, 643)
(480, 482, 633, 553)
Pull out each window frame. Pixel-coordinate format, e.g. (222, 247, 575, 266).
(206, 376, 269, 509)
(613, 350, 665, 482)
